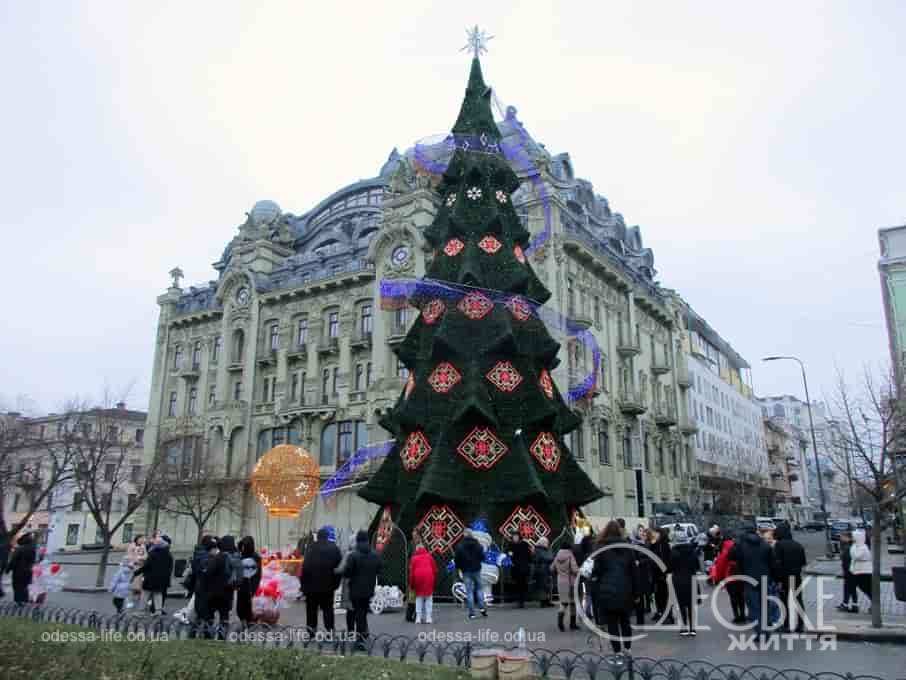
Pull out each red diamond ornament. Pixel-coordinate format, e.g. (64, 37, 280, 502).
(428, 361, 462, 394)
(401, 431, 431, 471)
(539, 369, 554, 399)
(499, 505, 551, 548)
(505, 296, 532, 321)
(478, 235, 502, 254)
(530, 432, 561, 472)
(458, 291, 494, 320)
(444, 239, 465, 257)
(422, 299, 446, 325)
(486, 360, 523, 393)
(457, 426, 508, 469)
(416, 505, 465, 554)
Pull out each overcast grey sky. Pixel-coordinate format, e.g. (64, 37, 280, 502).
(1, 2, 903, 414)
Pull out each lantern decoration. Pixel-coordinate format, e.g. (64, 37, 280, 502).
(251, 444, 320, 518)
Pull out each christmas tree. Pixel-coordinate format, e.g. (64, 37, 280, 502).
(360, 51, 602, 557)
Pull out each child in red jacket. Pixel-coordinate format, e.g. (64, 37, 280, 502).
(712, 534, 746, 624)
(408, 543, 438, 624)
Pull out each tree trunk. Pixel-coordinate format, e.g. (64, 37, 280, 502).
(872, 505, 883, 628)
(95, 538, 112, 589)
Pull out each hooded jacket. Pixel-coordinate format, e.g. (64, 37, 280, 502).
(453, 535, 485, 573)
(771, 524, 807, 580)
(344, 530, 382, 601)
(408, 546, 437, 597)
(670, 540, 700, 606)
(591, 537, 638, 614)
(109, 562, 134, 599)
(729, 530, 773, 581)
(301, 528, 343, 595)
(135, 541, 173, 592)
(850, 530, 872, 575)
(711, 538, 738, 583)
(551, 548, 579, 603)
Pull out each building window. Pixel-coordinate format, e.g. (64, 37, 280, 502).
(135, 428, 144, 445)
(262, 377, 270, 402)
(208, 384, 216, 406)
(232, 329, 245, 362)
(101, 493, 112, 511)
(658, 443, 665, 473)
(597, 426, 610, 465)
(328, 311, 339, 338)
(355, 364, 364, 391)
(131, 465, 141, 484)
(361, 304, 372, 335)
(192, 341, 202, 368)
(212, 335, 222, 362)
(71, 492, 83, 512)
(127, 494, 138, 512)
(622, 428, 632, 467)
(321, 369, 330, 403)
(394, 307, 409, 332)
(332, 367, 339, 395)
(122, 523, 133, 544)
(570, 428, 584, 461)
(173, 345, 183, 370)
(671, 446, 679, 477)
(319, 419, 367, 467)
(168, 392, 177, 417)
(644, 434, 651, 472)
(188, 387, 198, 414)
(291, 373, 299, 401)
(269, 324, 279, 351)
(366, 363, 372, 388)
(593, 296, 601, 325)
(104, 464, 115, 482)
(297, 318, 308, 346)
(300, 372, 306, 404)
(233, 381, 242, 401)
(338, 421, 354, 465)
(66, 524, 79, 546)
(95, 526, 105, 544)
(567, 279, 575, 315)
(397, 358, 409, 380)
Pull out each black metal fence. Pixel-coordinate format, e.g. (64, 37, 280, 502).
(0, 603, 891, 680)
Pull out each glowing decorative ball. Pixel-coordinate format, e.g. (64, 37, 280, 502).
(251, 444, 320, 518)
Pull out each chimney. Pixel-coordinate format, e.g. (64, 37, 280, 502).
(116, 401, 126, 411)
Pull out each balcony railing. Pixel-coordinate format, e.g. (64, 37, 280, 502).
(387, 323, 408, 343)
(619, 387, 646, 415)
(287, 343, 308, 362)
(651, 356, 671, 375)
(257, 349, 278, 366)
(351, 331, 373, 349)
(675, 362, 691, 389)
(617, 326, 641, 357)
(566, 306, 593, 330)
(317, 337, 339, 355)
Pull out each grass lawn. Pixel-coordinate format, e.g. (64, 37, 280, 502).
(0, 618, 471, 680)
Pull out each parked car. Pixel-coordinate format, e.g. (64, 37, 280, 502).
(661, 523, 699, 544)
(830, 519, 866, 553)
(755, 517, 776, 531)
(802, 520, 826, 532)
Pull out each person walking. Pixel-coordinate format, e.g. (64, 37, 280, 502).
(336, 535, 358, 633)
(6, 533, 36, 605)
(189, 535, 218, 633)
(408, 542, 437, 624)
(648, 527, 673, 624)
(509, 532, 532, 608)
(109, 557, 134, 614)
(125, 535, 146, 609)
(134, 533, 173, 616)
(729, 527, 774, 636)
(301, 526, 343, 634)
(236, 536, 261, 625)
(632, 530, 654, 625)
(849, 529, 873, 608)
(712, 532, 746, 623)
(772, 523, 807, 632)
(670, 535, 700, 636)
(532, 537, 554, 608)
(837, 531, 858, 613)
(344, 529, 382, 649)
(454, 529, 487, 619)
(551, 543, 579, 631)
(207, 534, 241, 636)
(591, 521, 638, 663)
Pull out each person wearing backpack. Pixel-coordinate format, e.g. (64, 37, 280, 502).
(206, 535, 240, 637)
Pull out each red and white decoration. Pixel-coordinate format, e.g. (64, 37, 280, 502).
(404, 374, 415, 400)
(495, 189, 508, 204)
(514, 244, 525, 263)
(530, 432, 561, 472)
(444, 238, 465, 257)
(458, 291, 494, 320)
(421, 299, 446, 325)
(401, 431, 431, 471)
(457, 426, 508, 469)
(486, 360, 523, 393)
(505, 296, 532, 322)
(499, 505, 552, 548)
(428, 361, 462, 394)
(478, 234, 502, 254)
(539, 369, 554, 399)
(416, 504, 465, 554)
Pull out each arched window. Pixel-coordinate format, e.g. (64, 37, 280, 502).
(164, 436, 202, 480)
(232, 329, 245, 362)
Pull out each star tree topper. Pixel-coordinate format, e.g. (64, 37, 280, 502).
(461, 25, 493, 58)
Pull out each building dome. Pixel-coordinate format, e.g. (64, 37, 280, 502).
(249, 200, 282, 226)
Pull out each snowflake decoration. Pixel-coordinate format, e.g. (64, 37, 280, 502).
(499, 505, 551, 548)
(428, 361, 462, 394)
(478, 235, 502, 254)
(505, 296, 533, 322)
(530, 432, 561, 472)
(539, 369, 554, 399)
(404, 374, 415, 400)
(457, 427, 508, 469)
(421, 299, 446, 325)
(446, 194, 457, 207)
(495, 190, 508, 204)
(486, 360, 523, 393)
(514, 244, 525, 263)
(444, 238, 465, 257)
(458, 291, 494, 320)
(416, 505, 465, 555)
(466, 186, 482, 201)
(401, 431, 431, 471)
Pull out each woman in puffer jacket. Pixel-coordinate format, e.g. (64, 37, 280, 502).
(849, 529, 873, 607)
(551, 545, 579, 631)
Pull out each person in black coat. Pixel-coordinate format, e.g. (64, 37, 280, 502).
(302, 526, 343, 633)
(772, 524, 807, 632)
(6, 533, 36, 604)
(454, 530, 487, 618)
(729, 528, 773, 634)
(236, 535, 262, 624)
(187, 535, 217, 631)
(670, 538, 700, 636)
(509, 533, 532, 608)
(133, 534, 173, 615)
(0, 530, 11, 599)
(631, 529, 654, 624)
(837, 531, 857, 612)
(648, 527, 673, 624)
(344, 530, 382, 647)
(591, 521, 638, 657)
(207, 534, 239, 636)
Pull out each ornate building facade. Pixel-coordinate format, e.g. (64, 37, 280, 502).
(142, 109, 695, 546)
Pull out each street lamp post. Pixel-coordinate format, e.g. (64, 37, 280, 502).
(763, 355, 833, 557)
